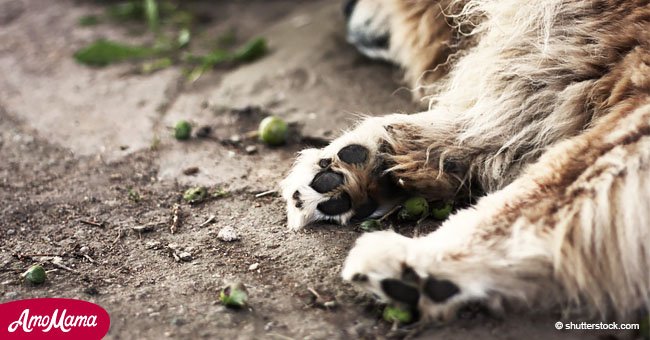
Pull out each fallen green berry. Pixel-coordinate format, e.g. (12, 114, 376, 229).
(174, 120, 192, 140)
(183, 186, 207, 204)
(219, 283, 248, 308)
(24, 265, 47, 284)
(431, 200, 454, 220)
(258, 116, 288, 146)
(359, 219, 381, 232)
(398, 196, 429, 220)
(382, 305, 413, 324)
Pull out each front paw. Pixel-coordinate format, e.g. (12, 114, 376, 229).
(280, 119, 404, 230)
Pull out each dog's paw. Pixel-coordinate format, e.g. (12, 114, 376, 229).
(280, 118, 405, 230)
(341, 230, 496, 323)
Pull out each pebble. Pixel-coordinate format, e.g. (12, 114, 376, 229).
(182, 167, 199, 176)
(79, 246, 89, 254)
(146, 241, 162, 249)
(6, 229, 15, 236)
(248, 263, 259, 271)
(217, 226, 240, 242)
(5, 292, 19, 299)
(245, 145, 257, 154)
(171, 317, 186, 326)
(178, 252, 193, 262)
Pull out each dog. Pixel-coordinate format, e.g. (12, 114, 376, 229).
(281, 0, 650, 324)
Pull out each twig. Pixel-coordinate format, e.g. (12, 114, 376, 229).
(255, 190, 277, 198)
(82, 254, 95, 264)
(170, 203, 181, 234)
(79, 219, 104, 227)
(267, 333, 295, 340)
(199, 215, 216, 227)
(51, 259, 79, 274)
(112, 227, 124, 245)
(307, 287, 322, 301)
(379, 205, 402, 222)
(15, 253, 63, 258)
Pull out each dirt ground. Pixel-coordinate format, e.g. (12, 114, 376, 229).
(0, 1, 636, 339)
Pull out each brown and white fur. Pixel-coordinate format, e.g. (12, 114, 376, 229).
(281, 0, 650, 323)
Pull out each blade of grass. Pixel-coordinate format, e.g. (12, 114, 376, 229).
(74, 39, 157, 67)
(144, 0, 159, 33)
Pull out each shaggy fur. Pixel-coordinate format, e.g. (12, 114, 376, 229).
(282, 0, 650, 322)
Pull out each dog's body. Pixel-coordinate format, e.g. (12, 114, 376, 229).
(282, 0, 650, 322)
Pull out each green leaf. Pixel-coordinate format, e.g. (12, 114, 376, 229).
(144, 0, 159, 32)
(140, 57, 172, 74)
(359, 219, 382, 232)
(183, 186, 207, 204)
(177, 28, 191, 48)
(74, 39, 156, 66)
(231, 37, 267, 62)
(383, 306, 413, 324)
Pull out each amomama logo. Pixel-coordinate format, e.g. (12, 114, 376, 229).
(0, 298, 110, 340)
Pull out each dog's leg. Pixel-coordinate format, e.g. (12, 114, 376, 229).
(341, 101, 650, 321)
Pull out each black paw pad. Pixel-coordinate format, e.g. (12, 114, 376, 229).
(351, 198, 378, 221)
(337, 144, 369, 165)
(401, 265, 421, 285)
(293, 191, 303, 208)
(317, 192, 351, 215)
(423, 276, 460, 303)
(318, 158, 332, 168)
(310, 171, 344, 193)
(351, 273, 368, 282)
(380, 279, 420, 306)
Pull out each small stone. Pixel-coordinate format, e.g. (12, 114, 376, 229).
(245, 145, 257, 154)
(84, 286, 100, 296)
(4, 292, 19, 299)
(146, 241, 162, 249)
(171, 317, 186, 326)
(217, 226, 240, 242)
(178, 252, 193, 262)
(7, 229, 15, 235)
(248, 263, 259, 271)
(182, 167, 199, 176)
(79, 246, 89, 254)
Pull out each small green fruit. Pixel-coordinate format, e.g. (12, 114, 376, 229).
(398, 196, 429, 220)
(359, 219, 381, 232)
(431, 200, 454, 220)
(174, 120, 192, 140)
(258, 116, 288, 146)
(219, 283, 248, 308)
(183, 186, 207, 204)
(383, 305, 413, 324)
(24, 265, 47, 284)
